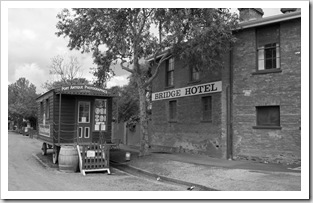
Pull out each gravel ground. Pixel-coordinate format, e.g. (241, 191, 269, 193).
(8, 131, 187, 192)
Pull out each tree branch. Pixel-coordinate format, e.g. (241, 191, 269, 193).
(143, 53, 171, 87)
(120, 59, 134, 73)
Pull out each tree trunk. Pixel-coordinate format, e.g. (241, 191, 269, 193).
(137, 82, 149, 157)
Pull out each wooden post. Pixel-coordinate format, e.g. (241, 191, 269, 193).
(58, 92, 62, 145)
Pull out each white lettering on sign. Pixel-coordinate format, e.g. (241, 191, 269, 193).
(61, 85, 108, 94)
(152, 81, 222, 101)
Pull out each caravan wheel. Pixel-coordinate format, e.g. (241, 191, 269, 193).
(52, 145, 59, 164)
(41, 143, 47, 155)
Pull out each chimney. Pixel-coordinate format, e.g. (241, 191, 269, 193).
(238, 8, 264, 22)
(280, 8, 300, 14)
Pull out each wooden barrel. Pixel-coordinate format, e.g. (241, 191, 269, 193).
(58, 146, 79, 172)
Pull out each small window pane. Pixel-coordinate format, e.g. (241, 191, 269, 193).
(166, 58, 174, 87)
(191, 66, 200, 81)
(256, 106, 280, 126)
(276, 57, 280, 69)
(84, 127, 90, 138)
(45, 99, 50, 119)
(258, 59, 265, 70)
(258, 48, 264, 60)
(78, 127, 83, 138)
(169, 101, 177, 120)
(78, 102, 90, 123)
(202, 96, 212, 122)
(265, 58, 273, 69)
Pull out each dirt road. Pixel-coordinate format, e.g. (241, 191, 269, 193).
(8, 131, 186, 191)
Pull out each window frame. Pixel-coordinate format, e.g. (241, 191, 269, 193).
(93, 99, 107, 132)
(78, 127, 83, 138)
(168, 100, 177, 122)
(77, 101, 91, 123)
(190, 65, 200, 82)
(84, 127, 90, 138)
(165, 57, 175, 87)
(45, 99, 50, 120)
(201, 96, 213, 122)
(40, 101, 44, 119)
(253, 105, 282, 129)
(255, 24, 281, 74)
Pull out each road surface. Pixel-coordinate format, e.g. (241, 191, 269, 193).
(8, 131, 186, 191)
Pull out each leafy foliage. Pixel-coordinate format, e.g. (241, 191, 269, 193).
(56, 8, 238, 156)
(8, 78, 38, 128)
(110, 75, 141, 123)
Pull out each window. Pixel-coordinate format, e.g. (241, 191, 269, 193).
(78, 127, 83, 138)
(202, 96, 212, 122)
(166, 58, 174, 87)
(78, 101, 90, 123)
(255, 106, 281, 128)
(45, 99, 50, 119)
(169, 100, 177, 121)
(84, 127, 90, 138)
(190, 66, 200, 82)
(94, 99, 107, 131)
(40, 102, 44, 118)
(256, 24, 280, 71)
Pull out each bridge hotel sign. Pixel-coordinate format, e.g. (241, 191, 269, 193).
(152, 81, 222, 101)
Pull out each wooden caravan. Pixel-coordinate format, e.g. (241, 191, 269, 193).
(36, 85, 114, 164)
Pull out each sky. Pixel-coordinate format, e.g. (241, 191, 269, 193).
(7, 7, 282, 94)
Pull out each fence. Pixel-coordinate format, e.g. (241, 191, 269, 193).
(112, 122, 153, 146)
(77, 142, 111, 176)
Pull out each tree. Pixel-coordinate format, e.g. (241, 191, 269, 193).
(56, 8, 238, 156)
(43, 77, 90, 91)
(110, 75, 142, 123)
(43, 55, 90, 91)
(8, 78, 38, 129)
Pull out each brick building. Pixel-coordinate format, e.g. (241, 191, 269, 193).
(231, 8, 301, 164)
(149, 8, 301, 164)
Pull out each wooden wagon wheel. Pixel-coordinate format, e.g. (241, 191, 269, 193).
(41, 143, 47, 155)
(52, 145, 59, 164)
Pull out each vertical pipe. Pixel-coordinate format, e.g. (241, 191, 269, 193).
(227, 46, 234, 160)
(58, 92, 62, 145)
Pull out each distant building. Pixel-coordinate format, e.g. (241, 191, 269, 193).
(149, 8, 301, 164)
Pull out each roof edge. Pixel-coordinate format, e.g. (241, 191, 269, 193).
(237, 10, 301, 30)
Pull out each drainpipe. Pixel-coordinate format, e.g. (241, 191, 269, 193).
(226, 47, 234, 160)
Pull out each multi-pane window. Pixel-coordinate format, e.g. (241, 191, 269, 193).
(256, 106, 280, 127)
(169, 100, 177, 121)
(94, 99, 107, 131)
(78, 101, 90, 123)
(257, 24, 280, 71)
(190, 66, 200, 81)
(257, 43, 280, 70)
(202, 96, 212, 122)
(45, 99, 50, 119)
(166, 58, 174, 87)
